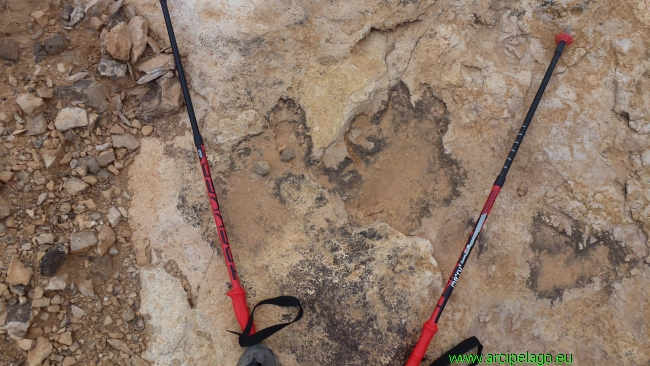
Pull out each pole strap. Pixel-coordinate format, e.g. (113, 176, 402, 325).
(429, 336, 483, 366)
(229, 296, 304, 347)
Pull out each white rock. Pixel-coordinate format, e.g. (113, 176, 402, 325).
(45, 277, 66, 290)
(70, 230, 98, 253)
(54, 107, 88, 131)
(70, 305, 86, 319)
(107, 206, 122, 226)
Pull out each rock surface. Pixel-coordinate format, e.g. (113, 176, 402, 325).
(124, 0, 650, 364)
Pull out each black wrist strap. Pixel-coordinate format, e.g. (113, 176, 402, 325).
(229, 296, 304, 347)
(430, 336, 483, 366)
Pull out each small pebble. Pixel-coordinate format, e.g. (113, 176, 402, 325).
(253, 161, 270, 175)
(280, 147, 296, 162)
(517, 182, 528, 196)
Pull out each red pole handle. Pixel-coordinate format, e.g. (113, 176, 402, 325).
(405, 321, 438, 366)
(227, 288, 256, 333)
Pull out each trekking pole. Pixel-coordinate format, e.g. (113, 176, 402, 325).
(405, 33, 573, 366)
(159, 0, 255, 333)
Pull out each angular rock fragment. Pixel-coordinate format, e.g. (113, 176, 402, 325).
(137, 53, 174, 74)
(27, 337, 53, 366)
(78, 155, 100, 174)
(43, 33, 68, 56)
(6, 256, 33, 286)
(40, 244, 67, 277)
(54, 107, 88, 131)
(98, 57, 127, 78)
(68, 5, 85, 26)
(112, 133, 140, 150)
(105, 22, 132, 61)
(70, 230, 98, 253)
(25, 114, 47, 135)
(64, 177, 89, 195)
(98, 149, 116, 167)
(97, 225, 116, 255)
(107, 338, 133, 355)
(16, 94, 47, 116)
(136, 78, 183, 121)
(129, 16, 148, 63)
(54, 80, 109, 112)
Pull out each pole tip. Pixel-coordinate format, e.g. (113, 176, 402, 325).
(554, 32, 574, 46)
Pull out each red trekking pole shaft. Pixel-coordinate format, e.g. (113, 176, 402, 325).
(159, 0, 255, 333)
(405, 33, 573, 366)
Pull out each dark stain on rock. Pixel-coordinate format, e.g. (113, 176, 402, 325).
(527, 213, 637, 301)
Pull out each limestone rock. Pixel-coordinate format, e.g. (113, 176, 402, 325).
(0, 38, 20, 61)
(45, 277, 66, 291)
(31, 10, 49, 28)
(58, 331, 73, 346)
(42, 144, 65, 169)
(25, 114, 47, 135)
(18, 338, 35, 351)
(98, 149, 116, 167)
(54, 80, 109, 112)
(64, 177, 89, 196)
(6, 256, 33, 286)
(136, 54, 174, 74)
(97, 225, 116, 255)
(129, 16, 148, 63)
(27, 337, 53, 366)
(70, 230, 98, 253)
(136, 78, 182, 121)
(112, 133, 140, 150)
(108, 338, 133, 355)
(70, 305, 86, 319)
(16, 94, 47, 116)
(107, 206, 122, 226)
(140, 267, 189, 360)
(54, 107, 88, 131)
(105, 22, 132, 61)
(98, 57, 127, 78)
(203, 110, 264, 148)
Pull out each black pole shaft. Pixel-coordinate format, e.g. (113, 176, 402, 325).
(493, 41, 566, 188)
(159, 0, 203, 148)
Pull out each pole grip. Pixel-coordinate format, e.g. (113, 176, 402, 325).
(227, 288, 256, 333)
(405, 321, 439, 366)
